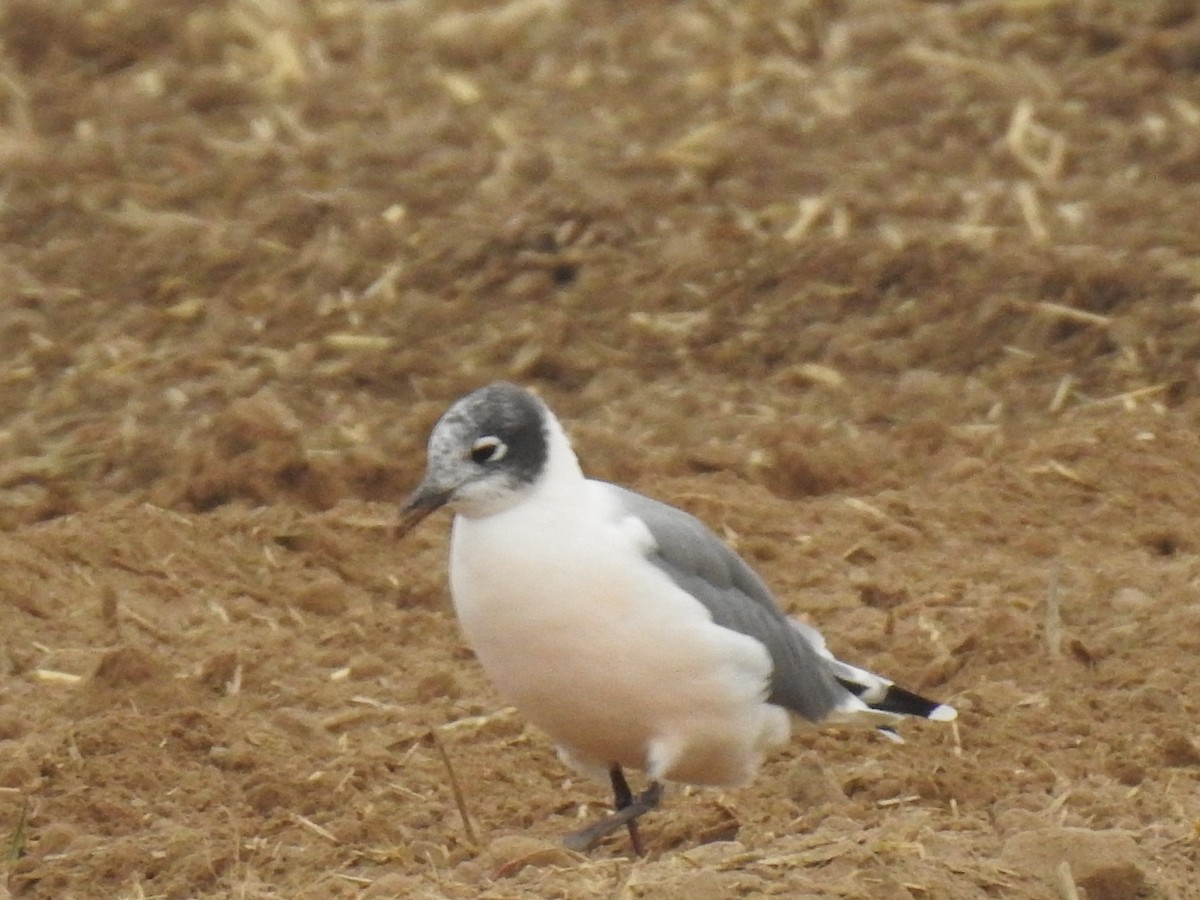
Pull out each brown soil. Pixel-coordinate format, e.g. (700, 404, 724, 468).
(2, 1, 1199, 897)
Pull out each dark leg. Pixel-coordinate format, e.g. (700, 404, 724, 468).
(611, 765, 635, 811)
(563, 766, 662, 855)
(610, 766, 642, 855)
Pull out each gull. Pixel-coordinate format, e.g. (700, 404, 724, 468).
(399, 382, 956, 854)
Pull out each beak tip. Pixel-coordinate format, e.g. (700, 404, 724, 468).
(395, 484, 449, 539)
(394, 507, 425, 539)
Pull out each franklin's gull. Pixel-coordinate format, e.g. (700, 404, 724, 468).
(399, 382, 956, 853)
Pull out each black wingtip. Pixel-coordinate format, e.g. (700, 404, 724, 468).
(837, 678, 956, 721)
(872, 684, 957, 721)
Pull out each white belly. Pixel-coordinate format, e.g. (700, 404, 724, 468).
(447, 482, 790, 787)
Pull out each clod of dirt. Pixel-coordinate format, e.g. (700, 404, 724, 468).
(1159, 732, 1200, 767)
(786, 752, 848, 807)
(0, 707, 28, 740)
(196, 651, 243, 694)
(414, 669, 463, 702)
(857, 581, 910, 610)
(1000, 827, 1147, 900)
(244, 779, 298, 817)
(90, 645, 166, 687)
(290, 571, 351, 616)
(29, 822, 78, 857)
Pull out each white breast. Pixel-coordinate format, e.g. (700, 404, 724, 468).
(447, 477, 790, 787)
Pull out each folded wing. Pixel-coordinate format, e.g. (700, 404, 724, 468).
(603, 483, 955, 736)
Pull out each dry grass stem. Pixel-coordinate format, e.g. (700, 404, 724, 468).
(1048, 375, 1074, 413)
(1006, 100, 1066, 183)
(8, 796, 28, 861)
(31, 669, 84, 685)
(794, 363, 846, 388)
(323, 334, 394, 352)
(1027, 460, 1098, 490)
(291, 814, 339, 844)
(876, 795, 921, 807)
(782, 197, 829, 242)
(1078, 384, 1168, 409)
(1044, 566, 1063, 659)
(118, 603, 175, 641)
(440, 707, 518, 733)
(843, 498, 921, 539)
(1055, 861, 1082, 900)
(429, 726, 479, 846)
(1167, 95, 1200, 126)
(1031, 301, 1113, 328)
(1015, 182, 1050, 242)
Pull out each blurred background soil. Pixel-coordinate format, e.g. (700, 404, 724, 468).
(1, 0, 1199, 897)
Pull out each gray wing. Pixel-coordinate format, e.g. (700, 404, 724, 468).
(603, 482, 848, 723)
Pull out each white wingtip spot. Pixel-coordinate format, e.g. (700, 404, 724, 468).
(929, 704, 958, 722)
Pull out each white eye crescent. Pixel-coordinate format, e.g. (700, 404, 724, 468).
(470, 436, 507, 464)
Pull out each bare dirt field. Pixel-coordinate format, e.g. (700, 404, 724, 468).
(2, 1, 1199, 897)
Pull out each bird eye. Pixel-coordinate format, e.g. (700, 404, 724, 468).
(470, 436, 507, 464)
